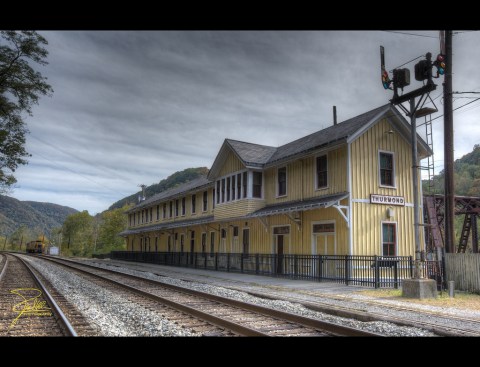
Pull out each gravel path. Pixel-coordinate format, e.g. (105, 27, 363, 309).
(21, 256, 195, 336)
(78, 259, 437, 336)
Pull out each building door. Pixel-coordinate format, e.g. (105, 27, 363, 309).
(312, 221, 336, 277)
(315, 234, 335, 255)
(276, 235, 284, 274)
(273, 226, 290, 275)
(190, 231, 195, 265)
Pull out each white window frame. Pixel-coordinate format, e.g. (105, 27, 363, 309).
(378, 150, 396, 189)
(276, 166, 288, 198)
(311, 220, 336, 255)
(314, 154, 329, 191)
(271, 224, 291, 255)
(381, 221, 398, 256)
(215, 169, 248, 206)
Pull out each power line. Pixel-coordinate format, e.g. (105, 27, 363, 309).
(28, 149, 131, 197)
(389, 54, 424, 72)
(29, 134, 137, 186)
(430, 97, 480, 122)
(383, 31, 438, 39)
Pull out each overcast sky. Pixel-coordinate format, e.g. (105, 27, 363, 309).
(7, 31, 480, 215)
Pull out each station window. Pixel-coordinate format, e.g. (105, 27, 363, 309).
(191, 194, 196, 214)
(175, 199, 179, 217)
(216, 181, 220, 204)
(237, 173, 242, 199)
(382, 223, 396, 256)
(242, 228, 249, 255)
(221, 178, 226, 203)
(316, 155, 328, 189)
(380, 152, 395, 187)
(156, 205, 160, 220)
(233, 226, 239, 237)
(277, 167, 287, 196)
(163, 203, 167, 219)
(203, 191, 208, 212)
(243, 172, 247, 198)
(213, 189, 216, 209)
(232, 175, 236, 201)
(253, 172, 262, 198)
(169, 201, 173, 218)
(226, 177, 231, 201)
(181, 197, 186, 216)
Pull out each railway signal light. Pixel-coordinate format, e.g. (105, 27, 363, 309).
(393, 68, 410, 89)
(434, 54, 446, 76)
(382, 69, 391, 89)
(414, 59, 430, 81)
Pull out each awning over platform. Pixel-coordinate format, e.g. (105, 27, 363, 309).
(119, 215, 215, 237)
(248, 192, 349, 218)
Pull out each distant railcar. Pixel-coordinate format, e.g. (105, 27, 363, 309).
(26, 240, 46, 254)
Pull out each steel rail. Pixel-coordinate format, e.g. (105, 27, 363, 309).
(40, 255, 381, 336)
(11, 254, 78, 336)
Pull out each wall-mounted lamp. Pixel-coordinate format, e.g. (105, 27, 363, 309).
(387, 207, 395, 218)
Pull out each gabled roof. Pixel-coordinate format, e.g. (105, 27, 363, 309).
(267, 104, 391, 166)
(208, 139, 276, 179)
(227, 139, 277, 167)
(129, 176, 213, 212)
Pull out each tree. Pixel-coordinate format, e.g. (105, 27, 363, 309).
(0, 31, 53, 193)
(96, 205, 130, 254)
(62, 211, 94, 256)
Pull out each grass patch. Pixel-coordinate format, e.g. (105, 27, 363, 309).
(356, 289, 480, 311)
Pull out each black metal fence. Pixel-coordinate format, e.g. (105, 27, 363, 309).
(110, 251, 441, 289)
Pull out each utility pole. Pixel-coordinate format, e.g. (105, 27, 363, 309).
(443, 30, 455, 253)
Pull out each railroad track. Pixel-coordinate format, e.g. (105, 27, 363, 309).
(215, 284, 480, 337)
(37, 255, 380, 336)
(87, 258, 480, 337)
(0, 253, 95, 336)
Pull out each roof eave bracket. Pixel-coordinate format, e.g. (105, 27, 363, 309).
(333, 203, 349, 228)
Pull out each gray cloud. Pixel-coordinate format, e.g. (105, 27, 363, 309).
(10, 31, 480, 214)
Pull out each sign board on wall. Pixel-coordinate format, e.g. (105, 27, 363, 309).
(370, 194, 405, 206)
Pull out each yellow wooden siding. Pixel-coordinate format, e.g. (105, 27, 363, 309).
(350, 118, 423, 256)
(128, 187, 215, 229)
(264, 146, 347, 205)
(214, 199, 266, 220)
(352, 202, 419, 256)
(127, 204, 349, 255)
(218, 150, 245, 177)
(350, 118, 414, 202)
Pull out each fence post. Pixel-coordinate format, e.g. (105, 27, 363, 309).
(374, 255, 379, 289)
(194, 252, 198, 269)
(255, 253, 259, 274)
(394, 260, 398, 289)
(318, 256, 323, 281)
(204, 253, 207, 269)
(215, 252, 218, 271)
(227, 253, 230, 272)
(409, 256, 413, 278)
(294, 255, 298, 278)
(345, 255, 350, 286)
(241, 254, 244, 273)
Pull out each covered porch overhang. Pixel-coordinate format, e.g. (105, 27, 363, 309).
(247, 192, 350, 230)
(119, 215, 215, 237)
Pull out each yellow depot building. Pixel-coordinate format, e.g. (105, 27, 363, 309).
(118, 104, 431, 279)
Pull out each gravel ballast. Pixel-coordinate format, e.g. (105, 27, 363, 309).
(77, 259, 438, 336)
(21, 256, 195, 336)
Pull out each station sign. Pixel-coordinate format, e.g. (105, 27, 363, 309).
(370, 194, 405, 206)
